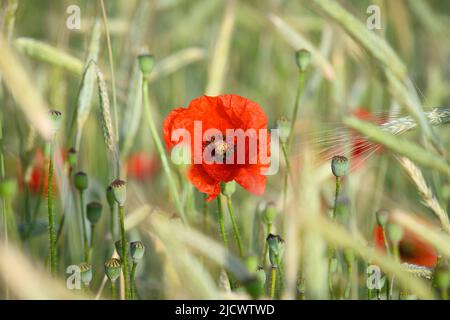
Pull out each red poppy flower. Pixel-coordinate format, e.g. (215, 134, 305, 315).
(373, 225, 437, 267)
(163, 94, 270, 201)
(126, 152, 159, 181)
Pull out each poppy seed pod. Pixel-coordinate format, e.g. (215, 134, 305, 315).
(331, 155, 349, 178)
(262, 202, 277, 225)
(67, 147, 77, 168)
(276, 117, 291, 144)
(267, 234, 285, 266)
(106, 186, 115, 208)
(376, 209, 389, 228)
(138, 54, 155, 77)
(115, 239, 129, 259)
(295, 49, 311, 72)
(78, 263, 92, 285)
(386, 222, 404, 246)
(220, 181, 236, 197)
(74, 171, 88, 191)
(104, 258, 121, 282)
(49, 109, 62, 135)
(86, 202, 102, 224)
(130, 241, 145, 262)
(110, 179, 126, 206)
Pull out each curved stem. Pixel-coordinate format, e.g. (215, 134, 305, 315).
(47, 142, 56, 276)
(118, 205, 130, 299)
(226, 195, 243, 257)
(270, 266, 277, 300)
(217, 196, 228, 248)
(79, 191, 89, 263)
(287, 72, 306, 148)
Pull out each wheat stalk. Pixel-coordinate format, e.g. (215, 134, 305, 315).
(398, 156, 450, 234)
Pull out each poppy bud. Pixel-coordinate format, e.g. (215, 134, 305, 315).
(331, 155, 349, 178)
(49, 109, 62, 135)
(386, 222, 403, 246)
(110, 179, 126, 206)
(78, 262, 92, 285)
(244, 255, 258, 272)
(220, 181, 236, 197)
(376, 209, 389, 228)
(104, 258, 121, 282)
(130, 241, 145, 262)
(138, 54, 155, 77)
(0, 178, 17, 199)
(276, 117, 290, 144)
(295, 49, 311, 72)
(267, 234, 285, 266)
(74, 171, 88, 191)
(262, 202, 277, 225)
(106, 186, 115, 208)
(68, 147, 77, 168)
(86, 201, 102, 224)
(115, 239, 129, 259)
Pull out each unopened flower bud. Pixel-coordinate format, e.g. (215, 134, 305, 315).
(87, 202, 102, 224)
(386, 222, 404, 246)
(295, 49, 311, 72)
(130, 241, 145, 262)
(331, 155, 349, 178)
(276, 117, 290, 144)
(262, 202, 277, 225)
(220, 181, 236, 197)
(104, 258, 121, 282)
(110, 179, 126, 206)
(376, 209, 389, 228)
(74, 171, 88, 191)
(267, 234, 285, 266)
(67, 147, 77, 168)
(138, 54, 155, 77)
(49, 109, 62, 135)
(78, 262, 92, 285)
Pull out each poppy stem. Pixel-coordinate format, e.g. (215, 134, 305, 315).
(78, 190, 89, 263)
(270, 266, 277, 300)
(142, 77, 186, 223)
(47, 142, 56, 277)
(89, 223, 95, 264)
(203, 193, 208, 231)
(389, 243, 400, 299)
(217, 196, 228, 248)
(130, 261, 138, 300)
(111, 281, 116, 300)
(287, 71, 306, 148)
(262, 223, 271, 266)
(226, 195, 243, 258)
(332, 177, 341, 220)
(118, 204, 130, 300)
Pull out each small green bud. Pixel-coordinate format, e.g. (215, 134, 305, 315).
(267, 234, 285, 266)
(106, 186, 115, 208)
(331, 155, 349, 177)
(255, 267, 266, 286)
(67, 147, 77, 168)
(74, 171, 88, 191)
(244, 255, 258, 272)
(376, 209, 389, 228)
(49, 109, 62, 135)
(386, 222, 404, 246)
(104, 258, 121, 282)
(115, 239, 129, 259)
(110, 179, 126, 206)
(295, 49, 311, 72)
(220, 181, 236, 197)
(262, 202, 277, 225)
(86, 201, 102, 224)
(276, 117, 291, 144)
(130, 241, 145, 262)
(0, 179, 17, 198)
(78, 262, 92, 285)
(138, 54, 155, 77)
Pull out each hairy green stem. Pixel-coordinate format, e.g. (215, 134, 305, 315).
(89, 224, 95, 263)
(217, 196, 228, 248)
(287, 72, 305, 148)
(118, 205, 130, 299)
(270, 266, 277, 300)
(111, 281, 116, 300)
(262, 223, 271, 266)
(226, 195, 243, 257)
(47, 142, 56, 276)
(131, 261, 138, 300)
(79, 191, 89, 263)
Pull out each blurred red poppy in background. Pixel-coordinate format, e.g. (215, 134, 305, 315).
(374, 225, 437, 267)
(126, 152, 159, 181)
(163, 94, 270, 201)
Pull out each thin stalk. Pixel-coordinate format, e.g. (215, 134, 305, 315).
(202, 193, 208, 231)
(142, 78, 186, 222)
(109, 203, 115, 240)
(270, 266, 277, 300)
(287, 72, 306, 148)
(217, 196, 228, 248)
(118, 205, 130, 299)
(79, 191, 89, 263)
(344, 261, 353, 299)
(332, 177, 341, 219)
(328, 177, 341, 298)
(47, 142, 56, 276)
(226, 195, 243, 257)
(130, 261, 138, 300)
(89, 223, 95, 263)
(389, 243, 400, 299)
(262, 223, 271, 266)
(111, 281, 116, 300)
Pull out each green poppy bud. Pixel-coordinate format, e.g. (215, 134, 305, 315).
(386, 222, 404, 246)
(262, 202, 277, 225)
(67, 147, 77, 168)
(244, 255, 258, 273)
(130, 241, 145, 262)
(138, 54, 155, 77)
(78, 262, 92, 285)
(74, 171, 88, 191)
(104, 258, 121, 282)
(376, 209, 389, 228)
(49, 109, 62, 135)
(220, 181, 236, 197)
(331, 155, 349, 178)
(295, 49, 311, 72)
(110, 179, 126, 206)
(86, 201, 102, 224)
(0, 178, 17, 199)
(267, 234, 285, 266)
(276, 117, 291, 144)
